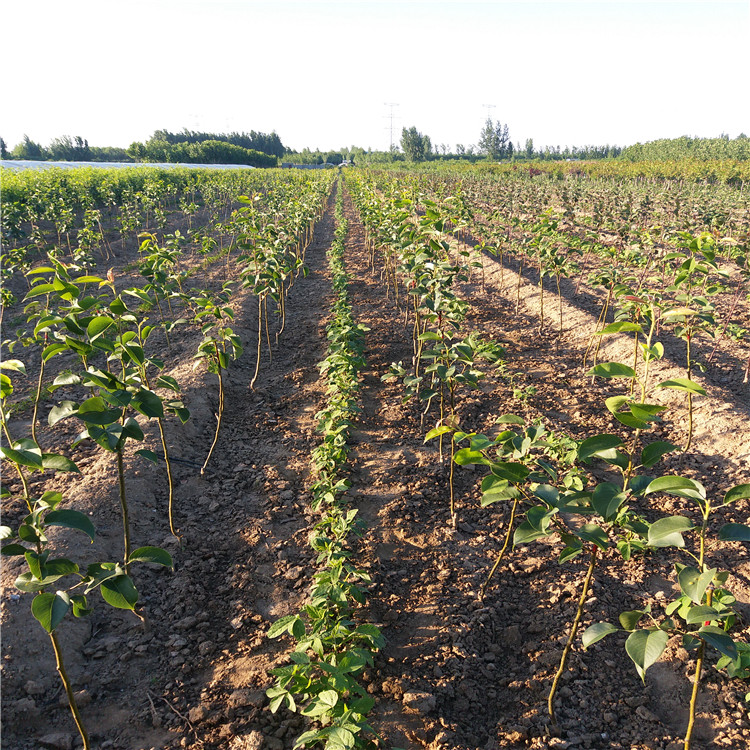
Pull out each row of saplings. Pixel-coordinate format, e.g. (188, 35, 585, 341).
(0, 180, 330, 749)
(346, 171, 750, 750)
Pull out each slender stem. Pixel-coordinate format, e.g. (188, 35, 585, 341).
(481, 496, 520, 600)
(31, 346, 47, 446)
(157, 418, 178, 537)
(1, 409, 33, 511)
(49, 631, 90, 750)
(250, 295, 263, 390)
(116, 448, 131, 574)
(201, 361, 224, 475)
(548, 544, 599, 726)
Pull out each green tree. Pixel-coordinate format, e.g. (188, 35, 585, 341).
(400, 126, 432, 162)
(11, 135, 47, 160)
(49, 135, 90, 161)
(525, 138, 535, 159)
(0, 137, 7, 159)
(478, 118, 511, 160)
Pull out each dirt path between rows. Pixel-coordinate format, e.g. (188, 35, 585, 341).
(2, 178, 749, 750)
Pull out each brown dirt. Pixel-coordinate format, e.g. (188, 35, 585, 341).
(1, 179, 749, 750)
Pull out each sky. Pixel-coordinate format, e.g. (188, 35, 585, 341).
(3, 0, 749, 154)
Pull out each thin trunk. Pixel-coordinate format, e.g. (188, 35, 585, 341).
(50, 631, 90, 750)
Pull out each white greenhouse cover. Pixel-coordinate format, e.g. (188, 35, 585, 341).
(0, 161, 257, 171)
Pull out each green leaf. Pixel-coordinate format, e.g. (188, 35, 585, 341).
(268, 615, 299, 639)
(575, 523, 609, 550)
(100, 574, 138, 610)
(77, 397, 122, 426)
(31, 592, 71, 633)
(647, 515, 693, 547)
(625, 629, 669, 682)
(495, 414, 525, 425)
(578, 434, 624, 462)
(41, 453, 80, 473)
(641, 441, 679, 468)
(655, 378, 707, 396)
(718, 523, 750, 542)
(582, 622, 618, 648)
(1, 439, 43, 469)
(128, 546, 173, 567)
(131, 389, 164, 419)
(598, 321, 643, 335)
(685, 605, 721, 625)
(488, 461, 530, 483)
(424, 425, 452, 441)
(591, 482, 627, 521)
(587, 362, 636, 378)
(87, 315, 115, 340)
(0, 359, 26, 374)
(135, 449, 160, 464)
(326, 727, 356, 750)
(48, 401, 78, 426)
(699, 626, 738, 661)
(45, 510, 95, 542)
(678, 566, 716, 604)
(645, 476, 706, 502)
(619, 610, 646, 631)
(453, 448, 490, 466)
(724, 484, 750, 505)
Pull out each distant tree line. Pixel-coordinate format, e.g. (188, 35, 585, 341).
(1, 134, 131, 162)
(127, 138, 277, 168)
(148, 128, 286, 158)
(2, 129, 748, 168)
(0, 128, 285, 167)
(620, 134, 750, 161)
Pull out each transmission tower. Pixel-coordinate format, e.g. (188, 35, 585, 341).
(384, 103, 400, 151)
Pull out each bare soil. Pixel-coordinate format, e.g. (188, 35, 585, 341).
(1, 180, 749, 750)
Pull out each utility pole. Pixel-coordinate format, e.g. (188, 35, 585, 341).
(384, 103, 399, 151)
(482, 103, 496, 124)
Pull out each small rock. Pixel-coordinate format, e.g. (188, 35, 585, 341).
(59, 689, 92, 709)
(228, 689, 265, 709)
(500, 625, 521, 646)
(264, 738, 284, 750)
(229, 731, 264, 750)
(188, 705, 209, 723)
(39, 734, 74, 750)
(635, 705, 660, 722)
(402, 691, 436, 713)
(24, 680, 45, 697)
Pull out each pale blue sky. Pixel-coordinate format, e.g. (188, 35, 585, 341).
(4, 1, 748, 153)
